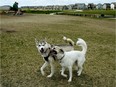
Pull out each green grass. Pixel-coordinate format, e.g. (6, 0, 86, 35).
(25, 10, 62, 14)
(22, 9, 116, 18)
(63, 10, 116, 16)
(0, 14, 115, 87)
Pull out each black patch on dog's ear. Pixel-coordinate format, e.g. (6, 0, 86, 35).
(59, 49, 64, 53)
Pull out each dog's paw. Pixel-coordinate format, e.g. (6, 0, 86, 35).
(40, 68, 45, 76)
(77, 72, 81, 76)
(47, 74, 53, 78)
(62, 74, 67, 78)
(68, 79, 72, 82)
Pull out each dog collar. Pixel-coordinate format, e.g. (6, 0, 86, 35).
(60, 54, 65, 60)
(44, 55, 50, 62)
(44, 49, 56, 62)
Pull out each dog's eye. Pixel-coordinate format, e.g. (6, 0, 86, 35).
(38, 45, 41, 46)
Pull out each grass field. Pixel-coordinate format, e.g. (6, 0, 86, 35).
(0, 14, 115, 87)
(63, 10, 116, 16)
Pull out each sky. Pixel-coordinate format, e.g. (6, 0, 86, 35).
(0, 0, 115, 7)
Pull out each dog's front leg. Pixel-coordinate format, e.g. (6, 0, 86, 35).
(40, 62, 48, 76)
(61, 67, 67, 77)
(47, 62, 54, 77)
(68, 66, 72, 82)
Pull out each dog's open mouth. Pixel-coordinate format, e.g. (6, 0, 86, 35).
(40, 48, 44, 53)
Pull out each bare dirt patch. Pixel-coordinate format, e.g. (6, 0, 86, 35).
(0, 28, 17, 33)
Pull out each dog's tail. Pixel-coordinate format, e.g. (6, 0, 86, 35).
(63, 36, 75, 46)
(76, 38, 87, 54)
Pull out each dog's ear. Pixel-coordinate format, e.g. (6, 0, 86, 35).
(43, 37, 47, 44)
(35, 38, 38, 44)
(51, 44, 54, 48)
(44, 37, 47, 42)
(59, 49, 64, 53)
(35, 38, 39, 47)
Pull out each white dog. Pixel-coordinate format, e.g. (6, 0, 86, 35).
(35, 36, 74, 77)
(51, 38, 87, 82)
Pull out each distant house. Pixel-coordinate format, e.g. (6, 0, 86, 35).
(72, 4, 78, 9)
(88, 3, 95, 9)
(67, 4, 74, 10)
(21, 2, 116, 11)
(111, 2, 116, 9)
(96, 3, 103, 9)
(62, 5, 68, 10)
(103, 3, 111, 9)
(77, 3, 86, 10)
(45, 5, 54, 10)
(71, 3, 86, 10)
(52, 5, 63, 10)
(37, 6, 45, 10)
(0, 5, 11, 11)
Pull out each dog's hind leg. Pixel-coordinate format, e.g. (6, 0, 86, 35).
(47, 62, 54, 77)
(68, 66, 72, 82)
(61, 67, 67, 77)
(77, 62, 84, 76)
(74, 60, 78, 70)
(40, 62, 49, 76)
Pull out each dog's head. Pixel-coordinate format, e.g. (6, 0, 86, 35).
(50, 46, 64, 60)
(35, 38, 51, 54)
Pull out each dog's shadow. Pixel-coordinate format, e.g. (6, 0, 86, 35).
(36, 70, 93, 86)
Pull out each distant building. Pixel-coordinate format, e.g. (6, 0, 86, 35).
(67, 4, 74, 10)
(96, 3, 103, 9)
(76, 3, 86, 10)
(21, 2, 115, 11)
(111, 2, 116, 9)
(103, 3, 111, 9)
(88, 3, 95, 9)
(71, 3, 86, 10)
(0, 5, 11, 11)
(72, 4, 78, 9)
(53, 5, 64, 10)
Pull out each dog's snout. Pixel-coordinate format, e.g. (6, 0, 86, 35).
(54, 50, 57, 54)
(40, 48, 44, 53)
(51, 50, 57, 55)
